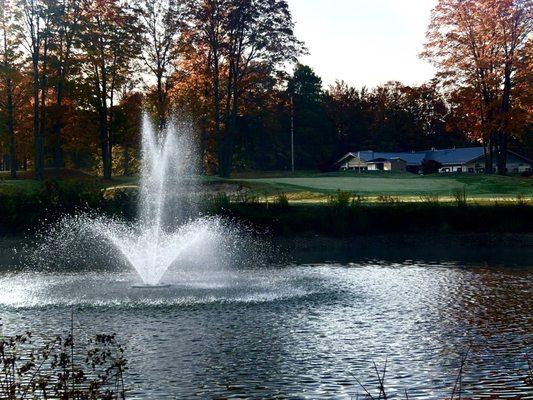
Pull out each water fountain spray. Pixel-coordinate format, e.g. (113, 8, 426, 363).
(92, 114, 224, 287)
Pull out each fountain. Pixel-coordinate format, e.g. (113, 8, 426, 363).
(90, 114, 229, 287)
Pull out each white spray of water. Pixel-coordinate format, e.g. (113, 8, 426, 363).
(90, 114, 227, 285)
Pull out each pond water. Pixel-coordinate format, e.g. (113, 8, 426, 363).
(0, 236, 532, 399)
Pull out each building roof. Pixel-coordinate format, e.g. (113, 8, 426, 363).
(338, 147, 532, 167)
(424, 147, 484, 165)
(338, 151, 425, 166)
(368, 157, 406, 163)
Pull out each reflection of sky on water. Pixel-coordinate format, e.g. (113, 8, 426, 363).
(1, 259, 531, 399)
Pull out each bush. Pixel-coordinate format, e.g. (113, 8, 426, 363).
(328, 190, 352, 209)
(206, 192, 231, 214)
(0, 331, 127, 400)
(104, 188, 137, 219)
(208, 201, 533, 236)
(377, 195, 400, 204)
(419, 193, 440, 205)
(274, 193, 290, 210)
(0, 180, 105, 233)
(453, 186, 467, 207)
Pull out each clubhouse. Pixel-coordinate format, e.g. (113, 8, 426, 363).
(337, 147, 533, 174)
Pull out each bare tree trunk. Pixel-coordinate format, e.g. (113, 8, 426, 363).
(487, 133, 494, 174)
(212, 55, 223, 176)
(221, 84, 239, 178)
(107, 57, 117, 180)
(6, 75, 16, 179)
(53, 80, 64, 180)
(32, 53, 43, 180)
(496, 67, 512, 175)
(156, 72, 165, 129)
(98, 108, 110, 179)
(122, 146, 129, 176)
(2, 20, 16, 179)
(97, 60, 112, 180)
(38, 32, 49, 177)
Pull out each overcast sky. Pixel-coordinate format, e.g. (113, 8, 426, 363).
(288, 0, 437, 89)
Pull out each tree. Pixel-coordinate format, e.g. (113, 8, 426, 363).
(135, 0, 184, 128)
(423, 0, 532, 174)
(186, 0, 304, 177)
(288, 64, 334, 169)
(81, 0, 141, 179)
(49, 0, 82, 179)
(112, 90, 143, 175)
(20, 0, 54, 180)
(0, 0, 23, 178)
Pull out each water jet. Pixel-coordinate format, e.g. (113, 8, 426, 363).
(89, 114, 231, 286)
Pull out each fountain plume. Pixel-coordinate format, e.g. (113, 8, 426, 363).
(92, 113, 206, 285)
(25, 113, 260, 286)
(84, 114, 224, 285)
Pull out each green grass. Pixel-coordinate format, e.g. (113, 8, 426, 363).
(2, 169, 532, 203)
(0, 179, 41, 193)
(227, 171, 533, 202)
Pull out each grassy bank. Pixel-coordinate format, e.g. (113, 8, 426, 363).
(224, 171, 533, 203)
(0, 179, 135, 233)
(1, 171, 532, 235)
(3, 170, 532, 203)
(209, 193, 533, 236)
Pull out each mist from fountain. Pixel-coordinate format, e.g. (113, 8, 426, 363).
(91, 114, 227, 286)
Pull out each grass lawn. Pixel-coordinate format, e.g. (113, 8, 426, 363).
(1, 169, 532, 203)
(227, 171, 533, 203)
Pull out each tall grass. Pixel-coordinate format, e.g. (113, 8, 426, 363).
(453, 186, 468, 207)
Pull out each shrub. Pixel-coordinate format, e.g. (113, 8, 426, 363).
(453, 186, 467, 207)
(328, 190, 352, 209)
(207, 192, 231, 213)
(377, 195, 400, 204)
(0, 180, 106, 233)
(351, 193, 365, 206)
(516, 194, 526, 206)
(234, 192, 260, 204)
(419, 193, 440, 205)
(274, 193, 290, 210)
(0, 331, 127, 400)
(104, 189, 137, 219)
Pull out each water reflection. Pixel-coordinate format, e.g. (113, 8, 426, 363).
(0, 239, 531, 399)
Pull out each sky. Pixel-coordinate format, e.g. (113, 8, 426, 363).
(287, 0, 438, 89)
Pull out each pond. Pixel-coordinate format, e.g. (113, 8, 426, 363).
(0, 235, 532, 399)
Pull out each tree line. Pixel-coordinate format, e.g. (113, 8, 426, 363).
(0, 0, 531, 180)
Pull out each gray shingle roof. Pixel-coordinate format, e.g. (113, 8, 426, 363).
(351, 151, 427, 166)
(339, 147, 487, 166)
(424, 147, 484, 165)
